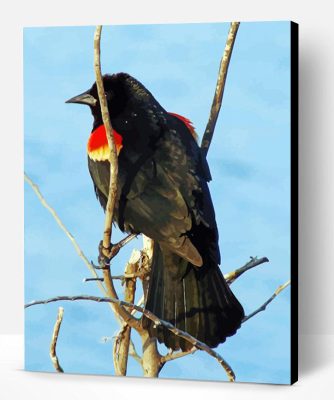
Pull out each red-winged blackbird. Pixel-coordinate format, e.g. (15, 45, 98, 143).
(66, 73, 244, 350)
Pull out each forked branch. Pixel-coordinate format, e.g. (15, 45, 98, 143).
(24, 173, 138, 328)
(225, 257, 269, 284)
(25, 295, 235, 381)
(242, 280, 291, 323)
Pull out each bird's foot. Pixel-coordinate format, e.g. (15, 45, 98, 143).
(97, 240, 111, 269)
(92, 238, 129, 270)
(96, 240, 122, 269)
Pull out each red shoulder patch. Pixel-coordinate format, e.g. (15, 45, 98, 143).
(87, 124, 123, 159)
(168, 112, 197, 140)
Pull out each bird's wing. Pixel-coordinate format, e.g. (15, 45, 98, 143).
(122, 155, 203, 267)
(88, 157, 109, 210)
(121, 116, 220, 266)
(158, 115, 220, 265)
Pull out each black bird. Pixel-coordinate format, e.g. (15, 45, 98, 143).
(66, 73, 244, 350)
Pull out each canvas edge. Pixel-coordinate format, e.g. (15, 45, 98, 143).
(290, 20, 299, 385)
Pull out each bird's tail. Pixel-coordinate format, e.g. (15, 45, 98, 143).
(142, 242, 245, 351)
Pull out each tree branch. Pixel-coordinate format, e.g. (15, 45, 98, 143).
(161, 347, 197, 364)
(113, 324, 128, 375)
(93, 25, 140, 332)
(25, 172, 141, 330)
(242, 280, 291, 323)
(110, 233, 137, 258)
(94, 25, 118, 252)
(50, 307, 64, 373)
(83, 277, 104, 282)
(113, 249, 139, 375)
(201, 22, 240, 157)
(224, 256, 269, 284)
(25, 295, 235, 381)
(131, 295, 145, 316)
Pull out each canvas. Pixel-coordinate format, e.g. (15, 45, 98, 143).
(24, 21, 298, 385)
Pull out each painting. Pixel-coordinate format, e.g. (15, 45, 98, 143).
(24, 21, 298, 384)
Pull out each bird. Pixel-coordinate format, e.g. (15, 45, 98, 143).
(66, 72, 244, 351)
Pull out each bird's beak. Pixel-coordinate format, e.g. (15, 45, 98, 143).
(65, 90, 97, 107)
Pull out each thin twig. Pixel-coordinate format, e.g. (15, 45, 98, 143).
(84, 273, 146, 283)
(110, 234, 137, 258)
(24, 172, 134, 328)
(161, 347, 197, 364)
(242, 280, 291, 323)
(50, 307, 64, 373)
(24, 173, 109, 298)
(83, 277, 104, 282)
(201, 22, 240, 157)
(25, 173, 139, 329)
(114, 249, 139, 375)
(224, 257, 269, 284)
(25, 295, 235, 381)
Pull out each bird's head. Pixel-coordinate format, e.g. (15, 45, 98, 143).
(66, 73, 195, 160)
(66, 73, 131, 129)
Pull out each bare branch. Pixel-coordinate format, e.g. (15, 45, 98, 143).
(107, 334, 142, 365)
(93, 25, 140, 332)
(110, 234, 137, 258)
(161, 347, 197, 364)
(94, 25, 118, 252)
(113, 324, 127, 375)
(84, 272, 146, 283)
(25, 295, 235, 381)
(25, 172, 139, 331)
(242, 280, 291, 323)
(114, 249, 139, 375)
(83, 277, 104, 282)
(224, 256, 269, 284)
(24, 173, 109, 298)
(25, 172, 141, 331)
(201, 22, 240, 157)
(50, 307, 64, 373)
(99, 243, 140, 330)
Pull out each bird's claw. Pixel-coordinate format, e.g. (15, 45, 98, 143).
(97, 240, 122, 268)
(97, 241, 110, 268)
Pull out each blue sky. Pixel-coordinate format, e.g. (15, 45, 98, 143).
(24, 21, 291, 384)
